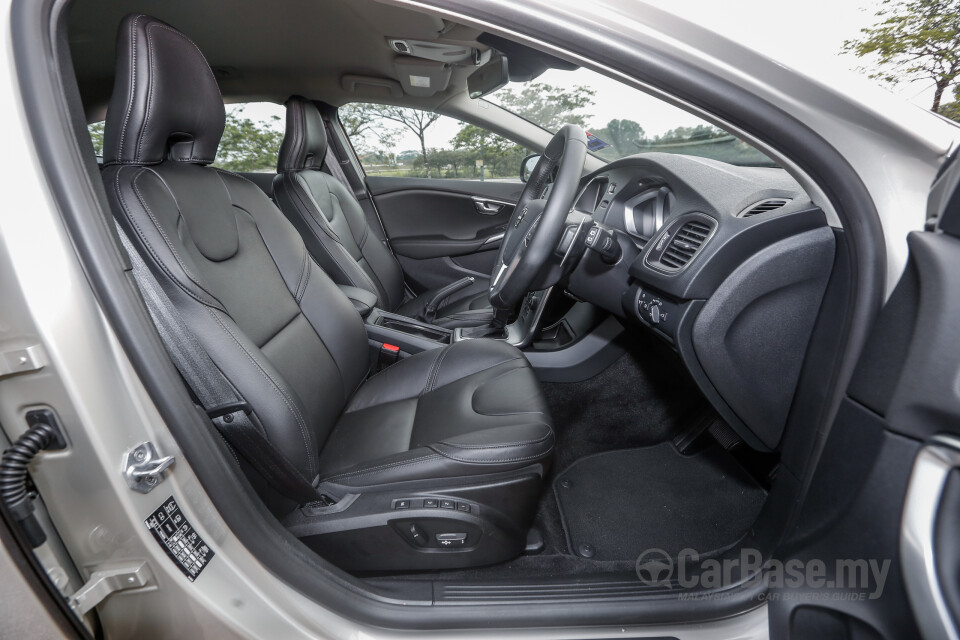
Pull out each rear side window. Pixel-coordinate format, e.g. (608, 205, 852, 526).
(213, 102, 285, 173)
(85, 102, 285, 172)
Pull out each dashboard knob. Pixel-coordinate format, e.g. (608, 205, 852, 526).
(649, 304, 661, 324)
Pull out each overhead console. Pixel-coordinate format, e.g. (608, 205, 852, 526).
(567, 153, 836, 451)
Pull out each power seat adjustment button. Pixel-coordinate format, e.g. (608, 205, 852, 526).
(436, 532, 468, 547)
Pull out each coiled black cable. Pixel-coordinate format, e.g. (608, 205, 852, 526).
(1, 422, 57, 547)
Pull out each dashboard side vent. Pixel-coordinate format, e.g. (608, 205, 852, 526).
(739, 198, 791, 218)
(644, 214, 717, 274)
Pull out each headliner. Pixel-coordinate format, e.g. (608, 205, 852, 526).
(68, 0, 489, 117)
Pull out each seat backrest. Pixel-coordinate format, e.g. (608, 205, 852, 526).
(101, 14, 369, 498)
(273, 98, 406, 312)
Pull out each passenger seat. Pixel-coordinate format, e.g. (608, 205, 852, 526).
(101, 13, 553, 571)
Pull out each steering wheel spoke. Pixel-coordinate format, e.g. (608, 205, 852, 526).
(486, 124, 588, 311)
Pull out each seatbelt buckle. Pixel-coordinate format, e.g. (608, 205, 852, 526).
(377, 343, 401, 371)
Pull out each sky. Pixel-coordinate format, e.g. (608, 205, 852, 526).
(238, 0, 941, 154)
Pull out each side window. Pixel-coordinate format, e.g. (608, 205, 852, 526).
(84, 102, 285, 171)
(88, 121, 105, 157)
(213, 102, 285, 173)
(341, 103, 528, 181)
(85, 103, 285, 172)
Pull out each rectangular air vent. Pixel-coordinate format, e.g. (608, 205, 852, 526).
(739, 198, 791, 218)
(644, 214, 716, 274)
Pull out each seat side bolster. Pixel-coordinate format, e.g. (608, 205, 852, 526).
(429, 422, 555, 465)
(273, 172, 386, 305)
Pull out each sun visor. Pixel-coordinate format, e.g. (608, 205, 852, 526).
(393, 57, 451, 97)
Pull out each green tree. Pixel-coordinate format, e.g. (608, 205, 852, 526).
(494, 83, 596, 130)
(342, 105, 440, 177)
(939, 85, 960, 121)
(843, 0, 960, 111)
(597, 119, 645, 155)
(88, 121, 105, 156)
(423, 147, 474, 178)
(649, 125, 725, 145)
(339, 103, 401, 155)
(214, 108, 284, 172)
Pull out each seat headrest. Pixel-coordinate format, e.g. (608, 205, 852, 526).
(277, 97, 328, 172)
(103, 14, 225, 166)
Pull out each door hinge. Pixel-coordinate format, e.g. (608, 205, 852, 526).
(123, 442, 174, 493)
(69, 561, 152, 616)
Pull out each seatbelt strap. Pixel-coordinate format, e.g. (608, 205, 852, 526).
(115, 221, 325, 504)
(322, 143, 353, 192)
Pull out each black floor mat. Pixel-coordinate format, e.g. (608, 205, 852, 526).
(554, 444, 767, 562)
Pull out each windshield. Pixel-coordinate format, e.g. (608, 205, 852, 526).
(485, 66, 777, 168)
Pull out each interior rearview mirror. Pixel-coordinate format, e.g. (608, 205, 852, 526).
(521, 154, 540, 183)
(468, 55, 509, 99)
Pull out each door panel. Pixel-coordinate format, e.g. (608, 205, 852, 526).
(769, 159, 960, 639)
(367, 177, 523, 290)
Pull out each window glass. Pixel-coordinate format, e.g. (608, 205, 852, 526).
(342, 103, 529, 181)
(484, 67, 776, 168)
(214, 102, 285, 172)
(85, 103, 285, 170)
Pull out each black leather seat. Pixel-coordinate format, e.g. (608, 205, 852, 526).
(273, 97, 494, 328)
(101, 14, 553, 571)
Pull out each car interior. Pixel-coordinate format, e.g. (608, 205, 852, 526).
(62, 0, 850, 600)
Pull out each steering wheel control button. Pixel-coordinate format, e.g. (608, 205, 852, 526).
(394, 499, 411, 509)
(423, 498, 439, 508)
(436, 533, 468, 547)
(440, 499, 456, 509)
(457, 502, 471, 512)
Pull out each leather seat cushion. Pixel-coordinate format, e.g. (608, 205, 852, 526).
(397, 277, 494, 328)
(317, 339, 553, 488)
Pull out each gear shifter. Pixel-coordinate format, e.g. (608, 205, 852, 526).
(459, 307, 513, 339)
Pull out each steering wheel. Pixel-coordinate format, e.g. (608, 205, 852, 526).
(488, 124, 588, 310)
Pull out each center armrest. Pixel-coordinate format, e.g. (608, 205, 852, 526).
(337, 285, 378, 319)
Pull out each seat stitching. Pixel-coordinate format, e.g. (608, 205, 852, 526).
(430, 355, 525, 395)
(119, 168, 226, 311)
(298, 257, 312, 303)
(206, 307, 318, 476)
(140, 23, 221, 164)
(435, 429, 554, 449)
(322, 453, 441, 482)
(117, 15, 141, 161)
(428, 448, 554, 465)
(424, 344, 453, 395)
(286, 178, 382, 298)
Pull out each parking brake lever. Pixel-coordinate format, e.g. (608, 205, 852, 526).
(421, 276, 475, 324)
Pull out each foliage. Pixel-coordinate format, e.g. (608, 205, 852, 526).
(88, 121, 105, 156)
(590, 119, 646, 156)
(843, 0, 960, 111)
(214, 108, 284, 172)
(340, 103, 401, 154)
(648, 125, 726, 145)
(938, 85, 960, 122)
(342, 104, 441, 176)
(492, 83, 596, 130)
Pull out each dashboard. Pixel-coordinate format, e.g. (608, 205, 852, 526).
(565, 152, 836, 452)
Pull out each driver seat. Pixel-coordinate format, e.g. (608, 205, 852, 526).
(273, 97, 494, 327)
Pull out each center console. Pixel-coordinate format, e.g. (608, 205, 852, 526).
(363, 288, 626, 383)
(365, 308, 451, 356)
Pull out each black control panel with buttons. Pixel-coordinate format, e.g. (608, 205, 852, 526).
(392, 497, 472, 513)
(390, 497, 480, 551)
(635, 287, 680, 338)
